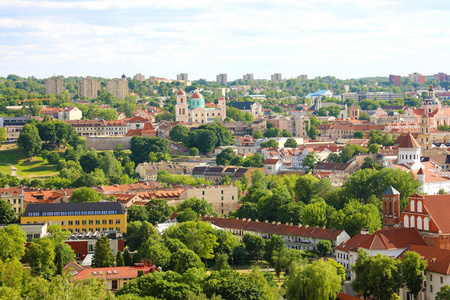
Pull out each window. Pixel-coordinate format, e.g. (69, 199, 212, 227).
(95, 228, 100, 232)
(102, 228, 107, 232)
(61, 221, 66, 226)
(441, 276, 444, 284)
(221, 196, 224, 201)
(430, 285, 433, 293)
(96, 220, 100, 225)
(221, 190, 224, 194)
(116, 227, 120, 231)
(109, 220, 113, 225)
(102, 220, 107, 225)
(75, 220, 80, 225)
(89, 220, 93, 225)
(89, 228, 93, 232)
(430, 274, 433, 281)
(76, 253, 81, 258)
(116, 219, 120, 224)
(68, 220, 73, 225)
(82, 220, 86, 225)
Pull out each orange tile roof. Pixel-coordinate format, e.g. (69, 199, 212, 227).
(400, 244, 450, 275)
(398, 133, 421, 148)
(335, 232, 372, 252)
(74, 266, 155, 280)
(358, 228, 426, 250)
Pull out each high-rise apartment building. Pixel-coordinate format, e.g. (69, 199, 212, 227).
(271, 73, 282, 82)
(106, 76, 128, 100)
(243, 74, 254, 81)
(44, 76, 64, 95)
(177, 73, 188, 81)
(297, 75, 308, 82)
(389, 75, 401, 87)
(78, 78, 101, 99)
(409, 72, 426, 84)
(434, 72, 449, 82)
(133, 73, 145, 81)
(216, 74, 227, 84)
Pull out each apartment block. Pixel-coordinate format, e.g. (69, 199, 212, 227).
(176, 73, 188, 81)
(133, 73, 145, 81)
(106, 78, 128, 99)
(78, 78, 101, 99)
(409, 72, 426, 84)
(271, 73, 282, 82)
(44, 76, 64, 95)
(216, 74, 227, 85)
(297, 75, 308, 82)
(389, 75, 401, 87)
(434, 73, 449, 82)
(64, 120, 127, 136)
(243, 74, 254, 81)
(21, 202, 127, 233)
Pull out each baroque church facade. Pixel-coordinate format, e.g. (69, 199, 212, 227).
(175, 90, 226, 123)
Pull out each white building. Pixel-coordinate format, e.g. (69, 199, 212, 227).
(175, 90, 226, 123)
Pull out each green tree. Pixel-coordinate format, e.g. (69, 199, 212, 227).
(243, 233, 265, 261)
(281, 129, 292, 137)
(352, 249, 402, 300)
(359, 111, 371, 121)
(178, 197, 217, 217)
(284, 138, 297, 148)
(46, 152, 60, 165)
(264, 127, 281, 138)
(169, 124, 190, 142)
(264, 235, 285, 264)
(189, 147, 199, 156)
(130, 136, 170, 164)
(316, 240, 332, 256)
(402, 250, 427, 300)
(353, 130, 365, 138)
(145, 199, 174, 224)
(127, 205, 149, 222)
(302, 200, 328, 227)
(175, 248, 205, 274)
(17, 123, 42, 157)
(91, 235, 115, 268)
(70, 187, 102, 203)
(213, 253, 231, 271)
(237, 202, 259, 220)
(302, 151, 320, 173)
(125, 221, 158, 251)
(284, 259, 342, 300)
(216, 148, 236, 166)
(123, 248, 132, 266)
(0, 128, 6, 144)
(260, 139, 279, 148)
(0, 199, 15, 224)
(54, 242, 75, 275)
(0, 225, 26, 261)
(294, 174, 320, 204)
(116, 251, 125, 267)
(27, 239, 56, 279)
(369, 143, 380, 154)
(177, 208, 201, 222)
(253, 130, 263, 139)
(436, 285, 450, 300)
(137, 239, 171, 269)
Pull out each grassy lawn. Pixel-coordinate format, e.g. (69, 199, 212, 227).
(0, 147, 60, 178)
(0, 163, 11, 175)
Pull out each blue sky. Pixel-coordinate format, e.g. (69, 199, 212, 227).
(0, 0, 449, 80)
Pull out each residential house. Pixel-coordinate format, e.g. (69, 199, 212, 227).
(230, 101, 263, 116)
(135, 162, 187, 181)
(0, 187, 24, 215)
(202, 216, 350, 252)
(263, 159, 282, 175)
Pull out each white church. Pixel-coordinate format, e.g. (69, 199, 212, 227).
(175, 89, 226, 123)
(388, 133, 450, 194)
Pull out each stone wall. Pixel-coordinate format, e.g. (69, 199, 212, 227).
(86, 136, 132, 150)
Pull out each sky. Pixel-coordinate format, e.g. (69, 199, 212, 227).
(0, 0, 449, 81)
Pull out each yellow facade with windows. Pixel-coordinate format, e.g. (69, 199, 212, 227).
(21, 202, 127, 233)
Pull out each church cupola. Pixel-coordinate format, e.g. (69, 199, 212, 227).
(382, 186, 401, 229)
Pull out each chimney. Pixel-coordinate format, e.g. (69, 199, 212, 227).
(248, 218, 252, 222)
(361, 228, 369, 235)
(236, 217, 239, 220)
(290, 223, 293, 226)
(243, 218, 247, 221)
(265, 220, 268, 223)
(255, 219, 259, 222)
(305, 225, 309, 228)
(272, 221, 276, 225)
(277, 222, 281, 225)
(298, 224, 302, 228)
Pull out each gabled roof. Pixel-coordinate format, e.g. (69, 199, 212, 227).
(335, 232, 372, 252)
(398, 133, 421, 148)
(400, 244, 450, 275)
(263, 159, 280, 165)
(230, 102, 256, 110)
(358, 227, 425, 250)
(74, 266, 154, 280)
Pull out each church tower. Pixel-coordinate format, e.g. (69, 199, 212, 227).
(397, 133, 423, 170)
(418, 110, 432, 150)
(175, 89, 189, 122)
(382, 186, 401, 229)
(218, 97, 226, 121)
(349, 104, 360, 120)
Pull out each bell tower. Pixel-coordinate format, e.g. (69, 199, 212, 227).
(175, 89, 188, 122)
(382, 186, 401, 229)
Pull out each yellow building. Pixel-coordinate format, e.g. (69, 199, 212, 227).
(21, 202, 127, 233)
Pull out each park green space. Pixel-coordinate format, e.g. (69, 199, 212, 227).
(0, 146, 60, 178)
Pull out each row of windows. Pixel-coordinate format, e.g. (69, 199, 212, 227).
(28, 210, 120, 217)
(67, 227, 120, 233)
(51, 219, 121, 226)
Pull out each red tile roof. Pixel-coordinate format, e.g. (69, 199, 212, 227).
(400, 244, 450, 275)
(74, 266, 155, 280)
(358, 228, 426, 250)
(263, 159, 280, 165)
(398, 133, 421, 148)
(335, 232, 372, 252)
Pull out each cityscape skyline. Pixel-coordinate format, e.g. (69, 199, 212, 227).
(1, 0, 449, 80)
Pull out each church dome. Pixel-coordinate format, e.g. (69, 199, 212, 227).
(191, 91, 203, 99)
(177, 90, 186, 96)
